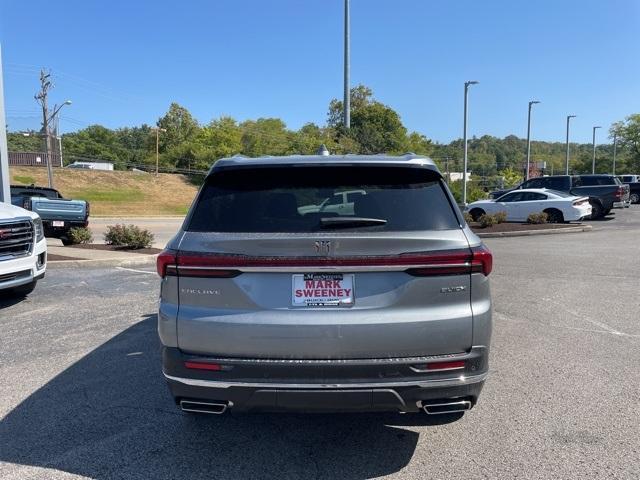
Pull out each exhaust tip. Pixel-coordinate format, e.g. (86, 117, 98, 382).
(180, 400, 228, 415)
(421, 400, 472, 415)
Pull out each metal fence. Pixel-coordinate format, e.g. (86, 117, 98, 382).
(8, 151, 62, 167)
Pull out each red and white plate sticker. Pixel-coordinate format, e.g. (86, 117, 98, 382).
(292, 273, 354, 307)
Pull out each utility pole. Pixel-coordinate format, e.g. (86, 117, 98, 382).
(565, 115, 576, 174)
(343, 0, 350, 129)
(151, 127, 167, 175)
(592, 126, 601, 174)
(0, 45, 10, 203)
(612, 132, 617, 175)
(35, 69, 54, 188)
(525, 100, 540, 180)
(462, 80, 478, 205)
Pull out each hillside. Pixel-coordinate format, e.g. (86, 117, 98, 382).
(10, 167, 199, 216)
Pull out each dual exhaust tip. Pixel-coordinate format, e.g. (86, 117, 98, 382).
(180, 398, 472, 415)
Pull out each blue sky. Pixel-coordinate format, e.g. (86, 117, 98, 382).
(1, 0, 638, 144)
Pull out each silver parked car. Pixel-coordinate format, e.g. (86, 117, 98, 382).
(157, 154, 493, 415)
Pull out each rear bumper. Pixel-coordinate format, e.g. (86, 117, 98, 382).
(162, 346, 488, 413)
(43, 220, 89, 237)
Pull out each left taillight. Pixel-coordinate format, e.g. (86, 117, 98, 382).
(156, 250, 177, 277)
(157, 250, 240, 278)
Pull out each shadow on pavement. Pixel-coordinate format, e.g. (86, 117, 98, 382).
(0, 315, 460, 479)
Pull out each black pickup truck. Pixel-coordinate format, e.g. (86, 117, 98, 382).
(10, 185, 90, 245)
(490, 175, 630, 219)
(619, 179, 640, 204)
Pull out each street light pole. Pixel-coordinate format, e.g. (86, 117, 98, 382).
(462, 80, 478, 205)
(592, 126, 601, 174)
(565, 115, 576, 174)
(152, 127, 167, 175)
(612, 132, 617, 175)
(525, 100, 540, 180)
(343, 0, 350, 129)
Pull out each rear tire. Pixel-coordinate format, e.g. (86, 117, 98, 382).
(469, 208, 485, 222)
(630, 193, 639, 204)
(589, 201, 604, 220)
(544, 209, 564, 223)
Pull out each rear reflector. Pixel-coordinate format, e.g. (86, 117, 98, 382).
(184, 361, 223, 371)
(426, 360, 466, 370)
(411, 360, 466, 372)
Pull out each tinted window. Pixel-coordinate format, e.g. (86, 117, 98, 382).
(544, 177, 568, 190)
(188, 167, 460, 232)
(523, 178, 544, 189)
(498, 192, 524, 202)
(580, 176, 615, 186)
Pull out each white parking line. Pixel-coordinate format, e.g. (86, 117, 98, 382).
(115, 266, 156, 275)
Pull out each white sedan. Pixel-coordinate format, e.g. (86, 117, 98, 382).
(466, 189, 592, 223)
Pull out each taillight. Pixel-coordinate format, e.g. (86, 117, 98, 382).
(471, 245, 493, 276)
(407, 246, 492, 277)
(156, 250, 177, 277)
(159, 247, 493, 278)
(85, 201, 91, 218)
(614, 187, 624, 200)
(157, 250, 240, 278)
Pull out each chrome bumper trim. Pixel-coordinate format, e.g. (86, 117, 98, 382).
(163, 371, 488, 390)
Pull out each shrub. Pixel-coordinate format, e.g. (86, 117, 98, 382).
(527, 212, 548, 224)
(479, 214, 498, 228)
(67, 226, 93, 245)
(463, 212, 474, 224)
(104, 224, 154, 249)
(493, 211, 508, 224)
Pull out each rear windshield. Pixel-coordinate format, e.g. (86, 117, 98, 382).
(187, 166, 460, 232)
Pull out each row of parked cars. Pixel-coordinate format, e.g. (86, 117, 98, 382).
(466, 174, 633, 223)
(0, 185, 90, 297)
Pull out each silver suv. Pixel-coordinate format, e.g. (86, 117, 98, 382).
(157, 154, 492, 415)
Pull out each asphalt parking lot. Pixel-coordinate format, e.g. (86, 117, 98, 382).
(1, 207, 639, 479)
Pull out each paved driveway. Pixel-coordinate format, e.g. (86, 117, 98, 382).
(1, 206, 638, 479)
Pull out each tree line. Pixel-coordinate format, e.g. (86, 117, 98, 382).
(8, 85, 640, 179)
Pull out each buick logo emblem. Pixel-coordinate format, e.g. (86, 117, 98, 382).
(314, 240, 331, 255)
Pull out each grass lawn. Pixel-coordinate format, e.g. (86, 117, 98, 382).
(10, 166, 198, 216)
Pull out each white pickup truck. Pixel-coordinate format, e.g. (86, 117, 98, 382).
(0, 202, 47, 296)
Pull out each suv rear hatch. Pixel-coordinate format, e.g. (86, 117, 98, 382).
(164, 165, 487, 360)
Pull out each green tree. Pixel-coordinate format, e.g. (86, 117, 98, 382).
(240, 118, 293, 157)
(157, 103, 200, 151)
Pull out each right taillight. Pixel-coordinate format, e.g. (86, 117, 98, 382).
(406, 246, 492, 277)
(471, 244, 493, 276)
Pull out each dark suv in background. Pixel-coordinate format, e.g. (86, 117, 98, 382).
(157, 154, 493, 416)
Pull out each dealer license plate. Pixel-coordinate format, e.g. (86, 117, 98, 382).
(292, 273, 354, 307)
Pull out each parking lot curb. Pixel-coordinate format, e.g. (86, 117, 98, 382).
(47, 254, 157, 269)
(476, 224, 592, 238)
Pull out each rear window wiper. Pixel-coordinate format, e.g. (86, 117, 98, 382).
(319, 217, 387, 229)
